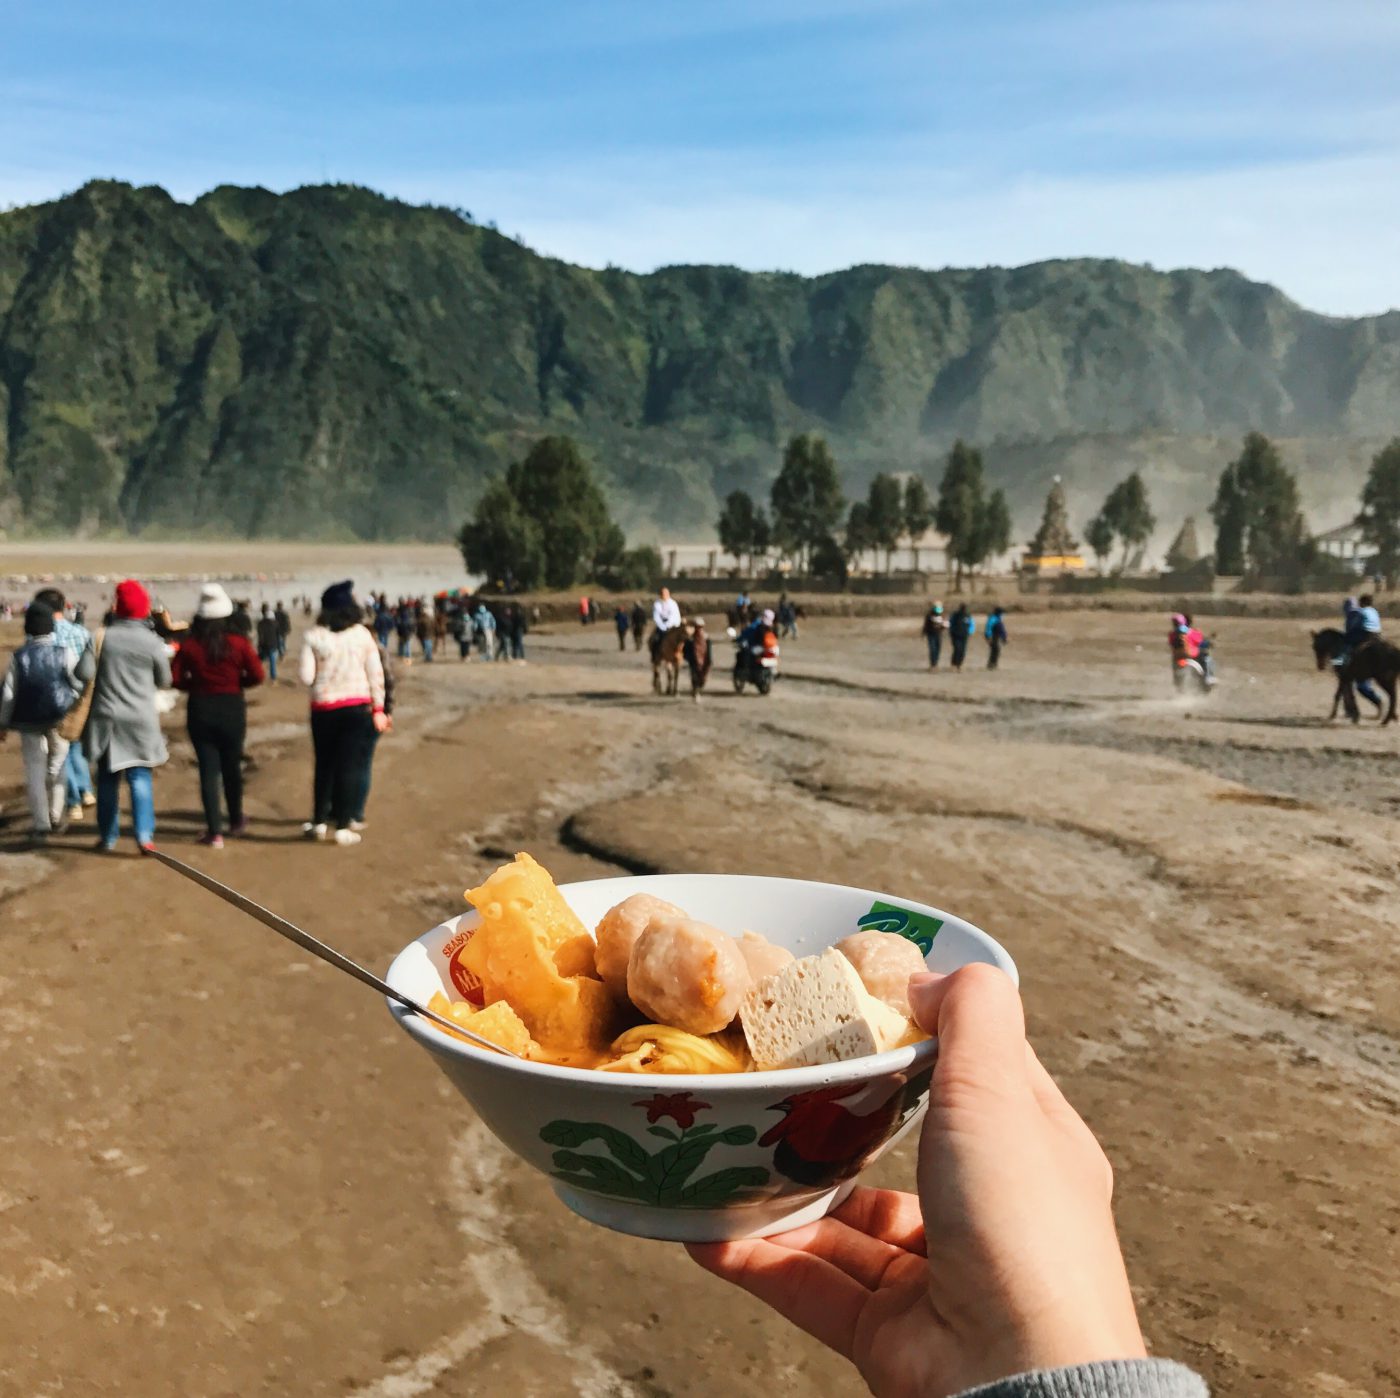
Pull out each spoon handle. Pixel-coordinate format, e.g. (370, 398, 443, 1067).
(148, 848, 519, 1058)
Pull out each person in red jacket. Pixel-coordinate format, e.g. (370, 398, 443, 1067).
(172, 583, 264, 847)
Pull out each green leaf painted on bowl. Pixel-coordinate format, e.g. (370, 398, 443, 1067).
(679, 1166, 772, 1207)
(541, 1116, 772, 1207)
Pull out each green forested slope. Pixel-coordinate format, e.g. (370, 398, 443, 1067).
(1, 179, 1396, 539)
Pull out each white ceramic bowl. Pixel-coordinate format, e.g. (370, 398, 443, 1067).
(386, 874, 1016, 1242)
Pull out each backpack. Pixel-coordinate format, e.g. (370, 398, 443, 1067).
(10, 641, 76, 729)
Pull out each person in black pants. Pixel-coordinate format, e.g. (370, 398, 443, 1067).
(298, 582, 387, 847)
(948, 602, 971, 671)
(172, 584, 265, 848)
(985, 606, 1008, 669)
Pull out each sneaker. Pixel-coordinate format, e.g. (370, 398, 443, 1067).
(197, 832, 225, 849)
(349, 818, 367, 832)
(27, 830, 50, 848)
(333, 828, 362, 847)
(67, 804, 84, 822)
(81, 791, 97, 809)
(137, 841, 157, 856)
(303, 822, 328, 841)
(94, 839, 116, 854)
(228, 819, 249, 838)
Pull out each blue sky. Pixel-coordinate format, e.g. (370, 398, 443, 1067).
(3, 0, 1399, 315)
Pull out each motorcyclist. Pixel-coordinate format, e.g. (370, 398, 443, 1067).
(739, 607, 776, 652)
(1168, 612, 1194, 662)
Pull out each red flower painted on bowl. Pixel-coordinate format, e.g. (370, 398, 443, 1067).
(633, 1091, 711, 1129)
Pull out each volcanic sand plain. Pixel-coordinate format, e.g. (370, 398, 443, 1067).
(1, 603, 1397, 1397)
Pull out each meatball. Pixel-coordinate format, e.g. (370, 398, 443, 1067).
(627, 917, 752, 1036)
(595, 894, 686, 997)
(835, 930, 927, 1016)
(736, 931, 795, 985)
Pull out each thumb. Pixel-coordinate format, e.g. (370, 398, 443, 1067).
(909, 962, 1027, 1095)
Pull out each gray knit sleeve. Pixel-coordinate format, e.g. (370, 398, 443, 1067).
(953, 1359, 1208, 1398)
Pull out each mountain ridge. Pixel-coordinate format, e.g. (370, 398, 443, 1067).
(1, 179, 1396, 542)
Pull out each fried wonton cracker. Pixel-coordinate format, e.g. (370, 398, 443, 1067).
(458, 853, 615, 1051)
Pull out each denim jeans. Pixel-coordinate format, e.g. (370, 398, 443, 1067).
(926, 634, 942, 668)
(64, 742, 93, 806)
(354, 727, 381, 822)
(422, 637, 434, 662)
(398, 635, 412, 659)
(260, 647, 278, 681)
(96, 757, 155, 847)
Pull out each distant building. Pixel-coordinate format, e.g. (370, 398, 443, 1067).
(1021, 477, 1086, 575)
(1314, 522, 1375, 575)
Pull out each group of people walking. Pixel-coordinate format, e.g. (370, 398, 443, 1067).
(0, 577, 399, 853)
(922, 602, 1008, 671)
(373, 593, 528, 664)
(1, 580, 170, 849)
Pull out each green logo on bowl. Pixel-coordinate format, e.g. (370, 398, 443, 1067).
(857, 901, 943, 954)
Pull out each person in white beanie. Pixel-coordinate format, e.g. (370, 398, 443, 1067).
(171, 582, 264, 847)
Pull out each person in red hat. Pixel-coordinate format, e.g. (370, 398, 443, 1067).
(86, 579, 171, 852)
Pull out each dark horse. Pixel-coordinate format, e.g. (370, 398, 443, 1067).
(1311, 628, 1400, 724)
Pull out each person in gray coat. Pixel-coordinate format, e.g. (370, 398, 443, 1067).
(86, 580, 171, 852)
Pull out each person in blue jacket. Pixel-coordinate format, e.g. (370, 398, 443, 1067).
(1341, 596, 1384, 713)
(985, 606, 1008, 669)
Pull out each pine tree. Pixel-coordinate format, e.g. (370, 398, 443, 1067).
(866, 473, 905, 572)
(1098, 471, 1156, 571)
(770, 433, 845, 572)
(902, 476, 935, 571)
(1211, 433, 1311, 578)
(1085, 513, 1114, 573)
(935, 441, 986, 590)
(1357, 438, 1400, 588)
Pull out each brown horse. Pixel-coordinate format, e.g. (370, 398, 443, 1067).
(651, 626, 687, 697)
(1312, 628, 1400, 724)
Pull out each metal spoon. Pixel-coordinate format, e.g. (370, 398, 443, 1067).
(148, 847, 519, 1058)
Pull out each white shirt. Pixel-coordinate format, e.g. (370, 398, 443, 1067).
(653, 597, 682, 631)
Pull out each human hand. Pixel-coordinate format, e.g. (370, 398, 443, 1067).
(687, 964, 1145, 1398)
(373, 711, 391, 734)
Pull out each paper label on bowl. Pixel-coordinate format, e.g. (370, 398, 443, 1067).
(856, 902, 943, 955)
(441, 926, 485, 1006)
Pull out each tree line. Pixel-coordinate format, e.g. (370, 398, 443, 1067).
(456, 428, 1400, 593)
(717, 434, 1012, 588)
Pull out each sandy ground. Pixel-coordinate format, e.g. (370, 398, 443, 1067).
(1, 604, 1398, 1397)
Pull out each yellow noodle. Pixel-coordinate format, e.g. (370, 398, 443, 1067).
(596, 1023, 751, 1075)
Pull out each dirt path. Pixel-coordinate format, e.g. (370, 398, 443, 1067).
(1, 611, 1397, 1396)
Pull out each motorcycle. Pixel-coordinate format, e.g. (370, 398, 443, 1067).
(1173, 636, 1216, 695)
(728, 626, 780, 696)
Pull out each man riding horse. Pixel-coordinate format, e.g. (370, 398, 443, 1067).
(1312, 594, 1400, 724)
(650, 585, 686, 696)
